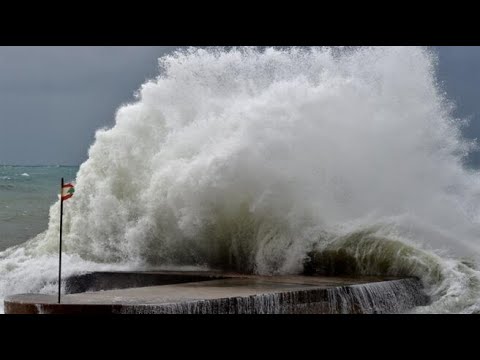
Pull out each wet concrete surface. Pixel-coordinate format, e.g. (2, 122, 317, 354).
(4, 271, 429, 314)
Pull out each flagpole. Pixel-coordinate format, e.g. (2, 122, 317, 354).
(58, 177, 64, 304)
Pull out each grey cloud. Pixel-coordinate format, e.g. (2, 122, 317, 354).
(0, 46, 178, 165)
(1, 46, 480, 166)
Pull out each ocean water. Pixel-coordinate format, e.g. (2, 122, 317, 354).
(2, 47, 480, 313)
(0, 166, 78, 251)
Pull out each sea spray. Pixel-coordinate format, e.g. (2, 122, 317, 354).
(2, 46, 480, 313)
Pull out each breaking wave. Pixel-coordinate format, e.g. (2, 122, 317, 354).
(2, 46, 480, 313)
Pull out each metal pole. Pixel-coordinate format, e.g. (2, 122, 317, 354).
(58, 177, 64, 304)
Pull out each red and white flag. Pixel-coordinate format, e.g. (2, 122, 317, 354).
(61, 183, 75, 201)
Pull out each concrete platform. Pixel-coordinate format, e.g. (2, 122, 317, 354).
(4, 271, 429, 314)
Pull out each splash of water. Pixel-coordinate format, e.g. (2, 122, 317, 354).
(2, 46, 480, 313)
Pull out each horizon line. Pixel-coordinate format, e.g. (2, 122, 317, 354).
(0, 164, 80, 167)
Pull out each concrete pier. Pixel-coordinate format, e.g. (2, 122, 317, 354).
(4, 271, 429, 314)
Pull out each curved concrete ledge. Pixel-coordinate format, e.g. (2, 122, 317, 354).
(4, 272, 429, 314)
(65, 270, 229, 294)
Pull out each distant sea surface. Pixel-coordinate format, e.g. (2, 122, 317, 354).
(0, 165, 79, 251)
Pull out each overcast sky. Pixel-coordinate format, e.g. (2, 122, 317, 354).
(0, 46, 177, 165)
(1, 46, 479, 166)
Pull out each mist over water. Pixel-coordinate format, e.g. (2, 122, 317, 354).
(2, 46, 480, 313)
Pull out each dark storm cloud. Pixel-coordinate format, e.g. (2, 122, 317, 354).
(434, 46, 480, 167)
(1, 46, 480, 166)
(0, 46, 178, 165)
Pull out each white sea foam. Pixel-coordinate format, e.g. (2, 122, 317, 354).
(1, 47, 480, 313)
